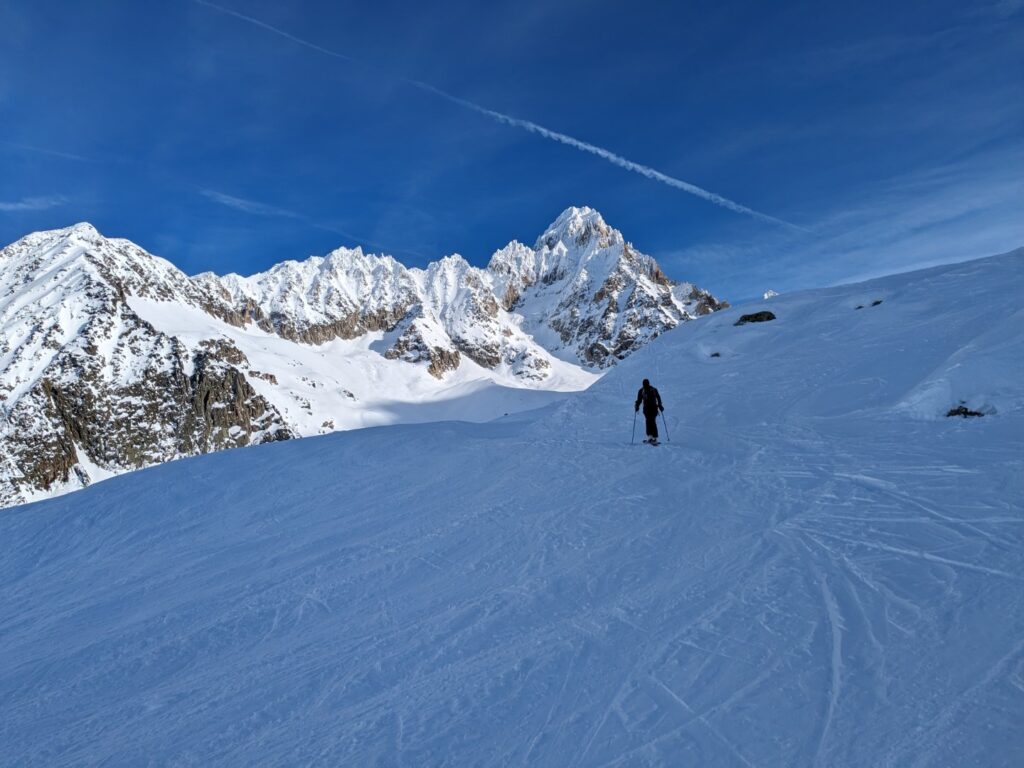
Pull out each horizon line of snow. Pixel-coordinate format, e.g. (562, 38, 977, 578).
(192, 0, 804, 231)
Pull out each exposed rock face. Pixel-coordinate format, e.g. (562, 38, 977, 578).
(0, 225, 293, 507)
(1, 208, 724, 507)
(204, 248, 421, 344)
(383, 309, 462, 380)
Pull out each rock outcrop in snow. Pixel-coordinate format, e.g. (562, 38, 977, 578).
(0, 224, 294, 507)
(0, 207, 724, 507)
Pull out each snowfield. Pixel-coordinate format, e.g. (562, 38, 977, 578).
(1, 250, 1022, 766)
(126, 294, 597, 434)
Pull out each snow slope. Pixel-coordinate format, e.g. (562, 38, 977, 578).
(125, 295, 594, 434)
(1, 250, 1022, 766)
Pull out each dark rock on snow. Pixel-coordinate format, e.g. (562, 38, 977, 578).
(946, 405, 984, 418)
(734, 311, 777, 326)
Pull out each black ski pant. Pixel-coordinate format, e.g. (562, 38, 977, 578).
(644, 412, 659, 439)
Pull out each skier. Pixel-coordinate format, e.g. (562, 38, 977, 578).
(634, 378, 664, 444)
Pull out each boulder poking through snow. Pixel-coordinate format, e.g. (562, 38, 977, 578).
(947, 404, 985, 418)
(734, 311, 777, 326)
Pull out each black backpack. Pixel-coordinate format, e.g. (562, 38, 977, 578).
(640, 386, 660, 413)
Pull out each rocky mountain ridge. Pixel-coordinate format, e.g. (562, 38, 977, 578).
(0, 206, 725, 507)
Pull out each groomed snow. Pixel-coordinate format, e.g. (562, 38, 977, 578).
(1, 250, 1021, 766)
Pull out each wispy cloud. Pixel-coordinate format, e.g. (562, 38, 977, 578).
(200, 189, 303, 219)
(985, 0, 1024, 18)
(0, 139, 95, 163)
(0, 195, 68, 212)
(199, 188, 419, 257)
(192, 0, 799, 230)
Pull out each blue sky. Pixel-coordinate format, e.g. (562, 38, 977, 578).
(1, 0, 1021, 300)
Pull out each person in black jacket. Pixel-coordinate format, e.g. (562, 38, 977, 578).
(634, 378, 664, 444)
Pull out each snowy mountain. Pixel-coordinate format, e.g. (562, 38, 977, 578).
(1, 249, 1020, 765)
(0, 207, 725, 507)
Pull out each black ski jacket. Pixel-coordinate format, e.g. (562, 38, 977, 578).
(635, 386, 663, 416)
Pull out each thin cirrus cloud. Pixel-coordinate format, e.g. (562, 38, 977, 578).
(0, 139, 96, 163)
(199, 188, 418, 257)
(0, 195, 68, 212)
(192, 0, 802, 231)
(200, 189, 303, 219)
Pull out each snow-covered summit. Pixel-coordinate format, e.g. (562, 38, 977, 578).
(484, 207, 726, 365)
(53, 220, 101, 239)
(533, 205, 622, 251)
(0, 207, 723, 507)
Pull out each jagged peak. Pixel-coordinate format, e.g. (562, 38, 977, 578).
(427, 253, 472, 274)
(319, 245, 415, 278)
(483, 209, 671, 301)
(419, 254, 481, 304)
(535, 206, 621, 252)
(325, 247, 401, 272)
(323, 245, 401, 275)
(485, 240, 534, 274)
(552, 205, 604, 227)
(247, 246, 404, 283)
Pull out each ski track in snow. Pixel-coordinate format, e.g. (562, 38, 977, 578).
(1, 251, 1023, 765)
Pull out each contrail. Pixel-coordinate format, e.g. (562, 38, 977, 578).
(193, 0, 356, 63)
(193, 0, 801, 230)
(409, 81, 799, 229)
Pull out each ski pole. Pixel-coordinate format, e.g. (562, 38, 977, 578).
(660, 411, 670, 442)
(631, 410, 637, 444)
